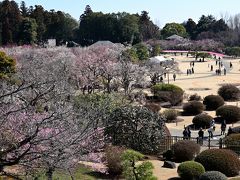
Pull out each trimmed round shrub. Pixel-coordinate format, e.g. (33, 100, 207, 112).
(216, 105, 240, 123)
(183, 101, 205, 115)
(218, 84, 240, 101)
(105, 146, 126, 175)
(144, 103, 161, 113)
(195, 149, 240, 177)
(177, 161, 205, 180)
(171, 140, 200, 162)
(189, 94, 202, 101)
(151, 83, 184, 106)
(231, 126, 240, 134)
(203, 95, 224, 110)
(151, 83, 183, 92)
(192, 113, 213, 129)
(199, 171, 227, 180)
(162, 109, 179, 122)
(224, 134, 240, 143)
(223, 134, 240, 155)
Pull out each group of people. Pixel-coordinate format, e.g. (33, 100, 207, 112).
(187, 68, 194, 75)
(183, 119, 229, 145)
(183, 126, 191, 139)
(215, 68, 226, 75)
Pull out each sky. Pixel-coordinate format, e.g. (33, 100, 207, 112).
(15, 0, 240, 28)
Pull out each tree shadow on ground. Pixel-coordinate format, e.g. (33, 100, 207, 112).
(168, 177, 182, 180)
(85, 172, 121, 179)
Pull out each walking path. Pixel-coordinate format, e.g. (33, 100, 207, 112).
(152, 55, 240, 180)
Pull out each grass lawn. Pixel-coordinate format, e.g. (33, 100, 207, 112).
(1, 164, 110, 180)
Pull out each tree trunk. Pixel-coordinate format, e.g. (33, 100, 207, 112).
(68, 168, 74, 180)
(46, 167, 54, 180)
(107, 76, 112, 93)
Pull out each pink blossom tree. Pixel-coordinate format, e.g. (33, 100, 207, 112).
(0, 48, 105, 179)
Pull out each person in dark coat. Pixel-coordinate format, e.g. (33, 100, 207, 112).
(173, 73, 176, 81)
(183, 127, 188, 139)
(198, 128, 204, 145)
(221, 120, 226, 135)
(227, 127, 233, 136)
(160, 76, 163, 82)
(224, 68, 226, 75)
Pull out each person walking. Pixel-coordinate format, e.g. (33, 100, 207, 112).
(183, 127, 188, 139)
(227, 127, 233, 136)
(208, 126, 214, 138)
(160, 76, 163, 82)
(224, 68, 226, 75)
(173, 73, 176, 81)
(211, 65, 213, 71)
(221, 120, 227, 135)
(192, 67, 194, 74)
(211, 119, 215, 127)
(198, 128, 204, 145)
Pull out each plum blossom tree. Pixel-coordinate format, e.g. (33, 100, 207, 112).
(146, 59, 180, 85)
(0, 48, 105, 179)
(117, 50, 146, 95)
(72, 44, 124, 94)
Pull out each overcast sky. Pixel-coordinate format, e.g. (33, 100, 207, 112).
(15, 0, 240, 27)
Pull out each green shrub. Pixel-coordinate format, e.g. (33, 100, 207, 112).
(133, 43, 149, 61)
(225, 46, 240, 57)
(192, 113, 213, 129)
(189, 94, 202, 101)
(151, 84, 184, 106)
(163, 109, 179, 122)
(105, 106, 166, 154)
(144, 103, 161, 113)
(223, 134, 240, 155)
(177, 161, 205, 180)
(199, 171, 227, 180)
(218, 84, 240, 101)
(183, 101, 205, 115)
(231, 126, 240, 134)
(195, 149, 240, 177)
(105, 146, 125, 175)
(203, 95, 224, 110)
(216, 105, 240, 123)
(171, 140, 200, 162)
(0, 51, 16, 79)
(121, 150, 157, 180)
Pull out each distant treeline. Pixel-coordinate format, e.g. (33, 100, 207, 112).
(1, 0, 240, 47)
